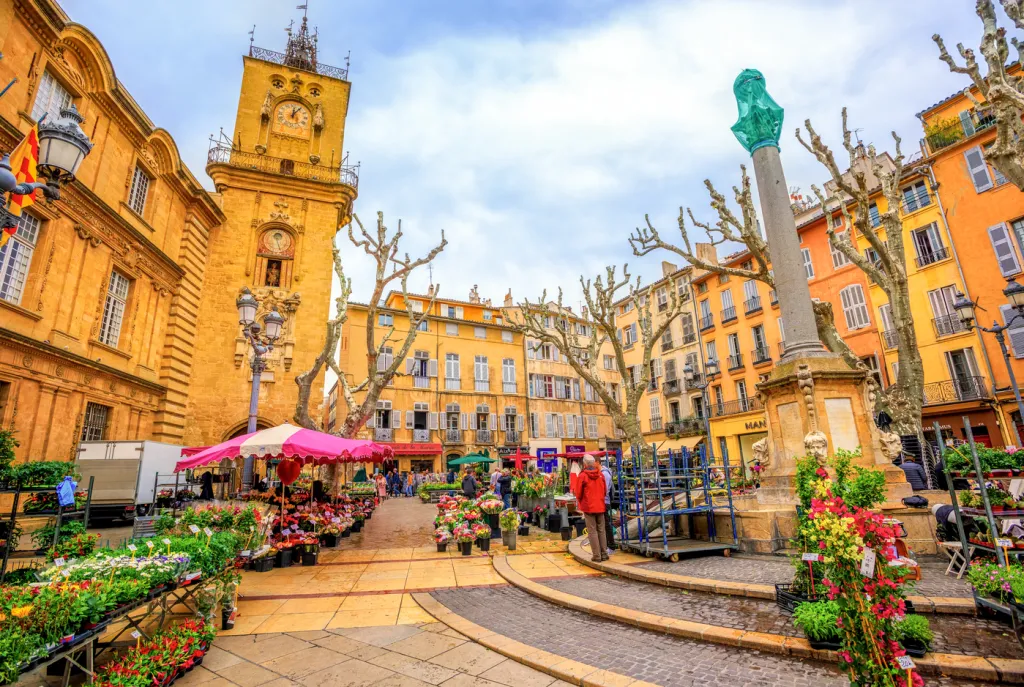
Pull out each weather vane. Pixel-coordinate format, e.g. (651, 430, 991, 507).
(248, 25, 255, 52)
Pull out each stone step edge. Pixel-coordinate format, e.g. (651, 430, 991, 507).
(566, 537, 974, 615)
(412, 591, 656, 687)
(495, 554, 1023, 685)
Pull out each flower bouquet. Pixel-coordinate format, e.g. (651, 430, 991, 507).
(477, 495, 503, 515)
(434, 527, 451, 552)
(453, 524, 475, 556)
(517, 510, 531, 536)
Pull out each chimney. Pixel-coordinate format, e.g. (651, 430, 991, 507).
(504, 289, 513, 308)
(427, 284, 434, 297)
(582, 306, 589, 318)
(694, 242, 718, 267)
(661, 261, 679, 278)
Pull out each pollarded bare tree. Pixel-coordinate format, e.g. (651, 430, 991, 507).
(504, 265, 684, 452)
(933, 0, 1024, 189)
(630, 111, 925, 436)
(294, 211, 446, 437)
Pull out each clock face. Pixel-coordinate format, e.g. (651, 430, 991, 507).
(273, 102, 311, 138)
(261, 230, 294, 257)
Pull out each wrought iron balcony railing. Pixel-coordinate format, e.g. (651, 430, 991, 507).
(413, 376, 430, 389)
(900, 190, 933, 215)
(752, 347, 771, 365)
(475, 429, 493, 444)
(663, 379, 682, 396)
(727, 353, 744, 370)
(504, 429, 520, 445)
(721, 306, 737, 323)
(914, 246, 950, 268)
(744, 296, 762, 314)
(445, 428, 463, 443)
(249, 44, 350, 80)
(684, 374, 705, 391)
(882, 330, 899, 349)
(699, 314, 714, 331)
(374, 427, 393, 442)
(503, 382, 517, 393)
(923, 108, 996, 153)
(665, 417, 705, 437)
(649, 417, 663, 431)
(933, 314, 969, 338)
(474, 379, 490, 392)
(710, 397, 764, 418)
(413, 429, 431, 442)
(923, 376, 989, 405)
(207, 143, 359, 188)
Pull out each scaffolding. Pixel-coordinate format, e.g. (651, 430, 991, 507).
(614, 445, 738, 561)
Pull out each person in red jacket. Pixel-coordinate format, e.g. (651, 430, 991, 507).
(572, 455, 608, 562)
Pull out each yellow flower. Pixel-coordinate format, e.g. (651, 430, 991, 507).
(11, 605, 32, 618)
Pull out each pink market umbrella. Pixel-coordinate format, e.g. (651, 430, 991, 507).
(175, 422, 392, 472)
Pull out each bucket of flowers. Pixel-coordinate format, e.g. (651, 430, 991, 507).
(434, 527, 451, 553)
(453, 524, 475, 556)
(478, 494, 503, 536)
(156, 488, 174, 508)
(499, 509, 519, 550)
(352, 511, 365, 532)
(299, 535, 320, 566)
(517, 510, 531, 536)
(273, 541, 294, 568)
(472, 523, 492, 552)
(250, 547, 274, 573)
(320, 521, 341, 548)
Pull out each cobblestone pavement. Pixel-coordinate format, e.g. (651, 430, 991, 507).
(541, 575, 1021, 658)
(637, 554, 973, 598)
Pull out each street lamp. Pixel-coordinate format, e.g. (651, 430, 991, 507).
(683, 358, 720, 461)
(236, 286, 285, 485)
(0, 104, 93, 228)
(953, 277, 1024, 447)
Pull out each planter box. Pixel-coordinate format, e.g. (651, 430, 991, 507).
(302, 551, 318, 566)
(901, 639, 928, 658)
(251, 557, 274, 573)
(775, 584, 820, 614)
(274, 549, 293, 568)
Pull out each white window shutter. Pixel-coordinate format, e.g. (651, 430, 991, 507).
(366, 413, 375, 428)
(469, 413, 477, 430)
(958, 110, 976, 137)
(455, 306, 464, 319)
(989, 224, 1022, 276)
(489, 413, 497, 430)
(428, 359, 438, 377)
(965, 146, 993, 192)
(391, 409, 401, 427)
(517, 414, 525, 432)
(1001, 305, 1024, 358)
(531, 412, 538, 438)
(460, 413, 468, 430)
(429, 412, 438, 430)
(377, 355, 387, 372)
(405, 410, 414, 429)
(406, 358, 415, 374)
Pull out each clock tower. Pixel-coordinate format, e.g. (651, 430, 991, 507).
(184, 14, 358, 448)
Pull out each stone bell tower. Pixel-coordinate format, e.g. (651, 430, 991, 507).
(183, 12, 358, 445)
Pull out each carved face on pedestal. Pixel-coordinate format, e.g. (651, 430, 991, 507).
(751, 437, 769, 470)
(878, 431, 904, 463)
(803, 430, 828, 466)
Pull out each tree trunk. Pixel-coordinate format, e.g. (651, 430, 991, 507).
(812, 301, 860, 370)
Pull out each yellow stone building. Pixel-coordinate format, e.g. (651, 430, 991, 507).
(0, 0, 224, 460)
(333, 288, 528, 473)
(183, 16, 357, 444)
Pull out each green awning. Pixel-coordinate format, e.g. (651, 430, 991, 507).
(448, 453, 496, 466)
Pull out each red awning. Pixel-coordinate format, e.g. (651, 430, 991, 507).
(389, 443, 443, 456)
(553, 450, 614, 458)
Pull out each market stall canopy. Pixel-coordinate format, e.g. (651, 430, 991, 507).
(175, 423, 392, 471)
(447, 453, 496, 466)
(657, 435, 706, 453)
(504, 452, 532, 470)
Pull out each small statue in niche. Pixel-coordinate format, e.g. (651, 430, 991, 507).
(265, 260, 282, 287)
(261, 90, 273, 121)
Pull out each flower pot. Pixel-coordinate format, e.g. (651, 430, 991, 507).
(321, 533, 338, 547)
(252, 557, 274, 572)
(901, 639, 928, 658)
(993, 505, 1005, 513)
(518, 525, 529, 536)
(460, 541, 473, 556)
(274, 549, 293, 568)
(506, 532, 517, 551)
(477, 537, 490, 552)
(302, 551, 318, 566)
(560, 526, 572, 541)
(222, 607, 236, 631)
(547, 514, 561, 533)
(436, 543, 448, 553)
(341, 528, 351, 538)
(487, 513, 500, 530)
(353, 521, 363, 532)
(573, 519, 586, 537)
(490, 527, 501, 540)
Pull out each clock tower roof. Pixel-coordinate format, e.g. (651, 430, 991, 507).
(283, 12, 318, 74)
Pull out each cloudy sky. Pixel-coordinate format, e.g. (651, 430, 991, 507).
(62, 0, 998, 308)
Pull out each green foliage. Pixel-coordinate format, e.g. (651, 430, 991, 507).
(31, 518, 85, 550)
(893, 614, 933, 649)
(0, 430, 17, 475)
(0, 460, 78, 488)
(499, 508, 519, 530)
(794, 455, 820, 513)
(943, 444, 1024, 473)
(843, 468, 887, 509)
(792, 601, 840, 642)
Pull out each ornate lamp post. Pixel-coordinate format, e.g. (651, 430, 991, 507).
(0, 104, 93, 228)
(683, 358, 719, 460)
(236, 287, 285, 485)
(953, 278, 1024, 447)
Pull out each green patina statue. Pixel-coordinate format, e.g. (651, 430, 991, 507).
(731, 68, 784, 154)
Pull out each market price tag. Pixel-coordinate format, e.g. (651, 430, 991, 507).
(332, 518, 340, 524)
(188, 525, 200, 534)
(240, 550, 252, 558)
(996, 538, 1013, 548)
(203, 527, 214, 537)
(131, 630, 141, 639)
(127, 544, 137, 552)
(61, 568, 72, 578)
(146, 540, 154, 550)
(860, 547, 876, 578)
(53, 557, 65, 567)
(162, 538, 172, 546)
(896, 656, 915, 670)
(801, 553, 821, 562)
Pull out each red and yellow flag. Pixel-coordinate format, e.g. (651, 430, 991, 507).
(1, 125, 40, 251)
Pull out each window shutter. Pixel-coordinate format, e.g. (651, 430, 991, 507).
(958, 110, 976, 137)
(988, 224, 1022, 276)
(460, 413, 468, 430)
(405, 411, 414, 429)
(484, 365, 490, 381)
(455, 306, 464, 319)
(555, 414, 564, 438)
(377, 355, 387, 372)
(531, 412, 538, 438)
(566, 415, 575, 438)
(517, 414, 524, 432)
(429, 412, 438, 430)
(391, 409, 401, 427)
(366, 413, 375, 428)
(469, 413, 477, 430)
(1001, 305, 1024, 358)
(406, 358, 415, 374)
(489, 413, 497, 430)
(428, 359, 438, 377)
(654, 358, 662, 378)
(965, 146, 993, 192)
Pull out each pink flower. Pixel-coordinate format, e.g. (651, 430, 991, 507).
(838, 651, 852, 663)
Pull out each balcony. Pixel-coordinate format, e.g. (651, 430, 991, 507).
(504, 429, 520, 445)
(475, 429, 493, 444)
(744, 296, 762, 315)
(665, 417, 705, 437)
(752, 347, 772, 365)
(683, 333, 697, 345)
(699, 314, 715, 331)
(684, 374, 705, 391)
(727, 353, 744, 370)
(721, 306, 737, 323)
(882, 330, 898, 349)
(445, 428, 464, 444)
(648, 377, 659, 392)
(503, 382, 517, 393)
(923, 108, 996, 153)
(249, 43, 350, 79)
(375, 427, 394, 442)
(900, 190, 933, 215)
(445, 377, 461, 391)
(207, 143, 359, 188)
(475, 379, 490, 392)
(914, 246, 950, 268)
(933, 314, 969, 338)
(710, 397, 764, 418)
(412, 429, 431, 442)
(663, 379, 682, 396)
(413, 376, 430, 389)
(923, 376, 989, 405)
(650, 417, 663, 431)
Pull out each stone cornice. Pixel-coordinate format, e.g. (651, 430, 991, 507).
(0, 327, 167, 395)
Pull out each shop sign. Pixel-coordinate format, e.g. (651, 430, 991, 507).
(744, 419, 766, 430)
(497, 446, 528, 456)
(536, 447, 557, 473)
(565, 444, 585, 453)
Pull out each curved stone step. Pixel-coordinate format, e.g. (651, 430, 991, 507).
(493, 554, 1023, 684)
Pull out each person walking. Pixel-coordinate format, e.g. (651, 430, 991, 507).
(447, 466, 457, 485)
(489, 468, 500, 496)
(462, 468, 479, 499)
(397, 472, 407, 497)
(572, 455, 608, 562)
(498, 468, 513, 509)
(597, 455, 616, 557)
(898, 456, 929, 491)
(375, 471, 387, 500)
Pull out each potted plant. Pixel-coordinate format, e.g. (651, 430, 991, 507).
(273, 543, 293, 568)
(988, 489, 1009, 513)
(894, 614, 933, 658)
(478, 494, 503, 534)
(472, 523, 492, 551)
(320, 523, 340, 548)
(792, 600, 841, 651)
(434, 527, 451, 553)
(500, 509, 519, 550)
(517, 510, 530, 536)
(251, 549, 274, 572)
(352, 511, 365, 532)
(454, 524, 475, 556)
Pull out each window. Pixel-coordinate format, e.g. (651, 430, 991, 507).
(719, 273, 730, 284)
(502, 330, 513, 343)
(530, 413, 539, 438)
(482, 310, 492, 321)
(839, 284, 870, 330)
(656, 286, 668, 311)
(378, 313, 394, 327)
(446, 322, 459, 336)
(649, 397, 662, 431)
(1010, 218, 1024, 260)
(31, 71, 72, 123)
(681, 314, 695, 343)
(713, 386, 724, 413)
(988, 223, 1022, 276)
(664, 359, 677, 382)
(705, 341, 718, 365)
(861, 354, 883, 388)
(830, 233, 851, 268)
(736, 380, 748, 410)
(623, 323, 637, 347)
(1001, 305, 1024, 358)
(603, 355, 614, 370)
(743, 280, 759, 308)
(720, 289, 735, 320)
(801, 248, 814, 279)
(660, 327, 674, 351)
(80, 402, 110, 441)
(502, 358, 516, 393)
(127, 165, 150, 216)
(618, 301, 633, 315)
(912, 223, 946, 265)
(864, 246, 881, 268)
(376, 346, 394, 373)
(609, 382, 620, 403)
(417, 319, 428, 332)
(648, 358, 662, 390)
(928, 285, 965, 337)
(445, 305, 464, 319)
(474, 326, 486, 339)
(692, 395, 705, 419)
(868, 203, 881, 228)
(752, 325, 768, 360)
(410, 300, 423, 313)
(964, 146, 994, 193)
(0, 213, 40, 305)
(98, 271, 130, 347)
(696, 282, 708, 294)
(902, 180, 931, 213)
(586, 415, 598, 439)
(474, 355, 489, 391)
(445, 353, 460, 390)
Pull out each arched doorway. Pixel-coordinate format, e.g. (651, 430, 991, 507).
(222, 419, 274, 441)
